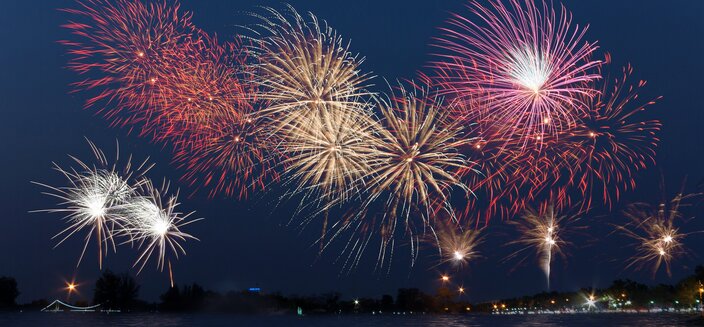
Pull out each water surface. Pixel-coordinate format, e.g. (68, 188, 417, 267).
(0, 312, 699, 326)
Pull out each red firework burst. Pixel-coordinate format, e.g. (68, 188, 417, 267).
(62, 0, 273, 198)
(565, 58, 661, 209)
(61, 0, 200, 133)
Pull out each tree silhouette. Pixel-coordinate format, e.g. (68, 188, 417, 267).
(93, 270, 140, 311)
(0, 276, 19, 308)
(160, 285, 182, 311)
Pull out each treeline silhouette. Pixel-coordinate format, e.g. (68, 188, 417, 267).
(0, 265, 702, 314)
(475, 265, 704, 313)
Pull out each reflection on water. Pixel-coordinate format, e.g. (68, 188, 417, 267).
(0, 312, 698, 327)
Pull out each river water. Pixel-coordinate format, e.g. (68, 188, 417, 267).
(0, 312, 700, 326)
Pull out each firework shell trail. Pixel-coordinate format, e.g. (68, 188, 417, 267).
(505, 202, 583, 289)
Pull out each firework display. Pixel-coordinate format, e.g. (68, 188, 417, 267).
(432, 217, 484, 269)
(122, 180, 201, 274)
(431, 0, 601, 145)
(62, 0, 261, 198)
(32, 140, 150, 268)
(279, 104, 380, 208)
(34, 141, 200, 282)
(615, 186, 702, 277)
(47, 0, 704, 284)
(506, 203, 582, 288)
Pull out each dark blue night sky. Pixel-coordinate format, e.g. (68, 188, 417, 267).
(1, 0, 704, 304)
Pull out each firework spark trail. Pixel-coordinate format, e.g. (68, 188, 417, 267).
(457, 121, 577, 225)
(506, 203, 581, 289)
(247, 5, 375, 130)
(149, 35, 251, 145)
(167, 50, 280, 199)
(173, 111, 279, 199)
(32, 140, 152, 268)
(121, 179, 202, 274)
(431, 0, 601, 147)
(433, 83, 580, 225)
(615, 184, 702, 277)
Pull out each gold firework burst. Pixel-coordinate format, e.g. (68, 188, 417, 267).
(366, 87, 470, 218)
(324, 86, 472, 270)
(280, 105, 381, 209)
(506, 203, 581, 288)
(249, 5, 374, 129)
(432, 218, 484, 268)
(616, 185, 701, 277)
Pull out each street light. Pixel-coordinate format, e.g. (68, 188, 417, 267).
(586, 295, 596, 309)
(65, 281, 78, 300)
(441, 275, 450, 282)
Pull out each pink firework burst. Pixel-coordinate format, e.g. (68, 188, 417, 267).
(432, 0, 602, 146)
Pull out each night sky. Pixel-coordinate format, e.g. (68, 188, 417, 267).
(1, 0, 704, 304)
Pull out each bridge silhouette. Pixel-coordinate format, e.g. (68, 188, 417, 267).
(40, 300, 101, 312)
